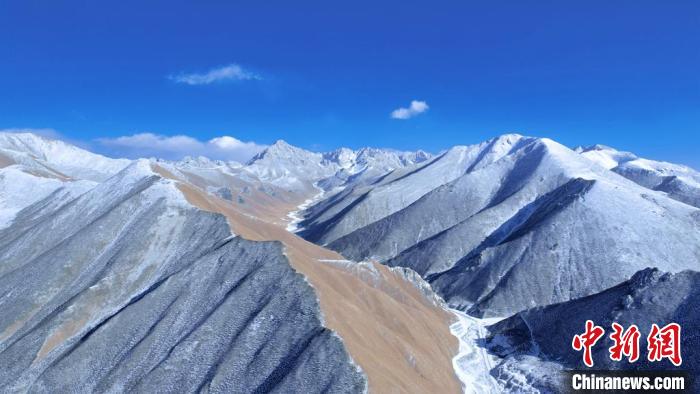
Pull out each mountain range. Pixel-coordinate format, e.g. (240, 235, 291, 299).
(0, 131, 697, 393)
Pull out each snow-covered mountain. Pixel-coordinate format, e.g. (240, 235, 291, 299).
(0, 132, 460, 393)
(245, 139, 431, 192)
(0, 161, 365, 392)
(1, 130, 698, 393)
(577, 144, 700, 208)
(0, 132, 130, 181)
(297, 134, 700, 317)
(0, 132, 129, 229)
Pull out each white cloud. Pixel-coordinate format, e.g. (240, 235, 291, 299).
(169, 64, 261, 85)
(97, 133, 266, 162)
(391, 100, 429, 120)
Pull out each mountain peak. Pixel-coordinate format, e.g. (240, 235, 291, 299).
(246, 139, 318, 165)
(582, 144, 615, 152)
(576, 143, 638, 170)
(493, 132, 525, 141)
(271, 139, 292, 148)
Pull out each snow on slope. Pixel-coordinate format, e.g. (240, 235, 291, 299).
(575, 144, 638, 169)
(450, 310, 503, 393)
(4, 130, 699, 392)
(0, 159, 366, 393)
(301, 134, 700, 317)
(0, 166, 94, 229)
(286, 183, 325, 232)
(0, 132, 112, 229)
(577, 144, 700, 208)
(486, 268, 700, 390)
(245, 139, 431, 192)
(173, 155, 242, 170)
(0, 132, 130, 181)
(0, 132, 467, 393)
(299, 134, 535, 245)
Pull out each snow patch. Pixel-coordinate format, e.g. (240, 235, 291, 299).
(286, 183, 325, 232)
(449, 309, 503, 394)
(0, 166, 95, 229)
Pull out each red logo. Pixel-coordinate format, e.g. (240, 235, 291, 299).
(572, 321, 682, 367)
(647, 323, 682, 366)
(572, 320, 606, 367)
(609, 323, 640, 362)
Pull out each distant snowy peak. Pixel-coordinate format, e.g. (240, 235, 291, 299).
(247, 139, 321, 165)
(0, 132, 130, 181)
(154, 155, 242, 170)
(322, 147, 356, 169)
(353, 147, 432, 169)
(576, 144, 638, 169)
(179, 156, 232, 168)
(576, 143, 700, 207)
(250, 139, 431, 170)
(576, 142, 699, 179)
(322, 146, 432, 175)
(245, 139, 433, 189)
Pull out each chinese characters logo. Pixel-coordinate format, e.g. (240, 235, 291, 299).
(571, 320, 682, 367)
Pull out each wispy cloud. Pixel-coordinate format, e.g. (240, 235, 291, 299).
(391, 100, 429, 120)
(97, 133, 266, 162)
(169, 64, 261, 85)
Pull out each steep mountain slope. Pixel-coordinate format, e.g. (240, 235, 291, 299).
(0, 161, 365, 392)
(299, 134, 531, 245)
(0, 133, 124, 230)
(0, 166, 93, 229)
(300, 135, 700, 317)
(486, 268, 700, 391)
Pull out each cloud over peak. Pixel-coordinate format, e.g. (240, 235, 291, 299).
(97, 133, 266, 162)
(391, 100, 429, 120)
(169, 64, 261, 85)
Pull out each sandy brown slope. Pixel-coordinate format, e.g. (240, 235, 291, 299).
(152, 164, 462, 393)
(172, 167, 304, 226)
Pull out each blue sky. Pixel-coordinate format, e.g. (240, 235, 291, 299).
(1, 1, 698, 165)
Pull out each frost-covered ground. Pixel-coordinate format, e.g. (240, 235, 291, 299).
(286, 183, 325, 232)
(450, 308, 568, 393)
(450, 309, 503, 393)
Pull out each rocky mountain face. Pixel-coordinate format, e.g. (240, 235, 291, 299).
(485, 268, 700, 391)
(298, 134, 700, 317)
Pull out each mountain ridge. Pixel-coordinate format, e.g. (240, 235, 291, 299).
(1, 130, 698, 392)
